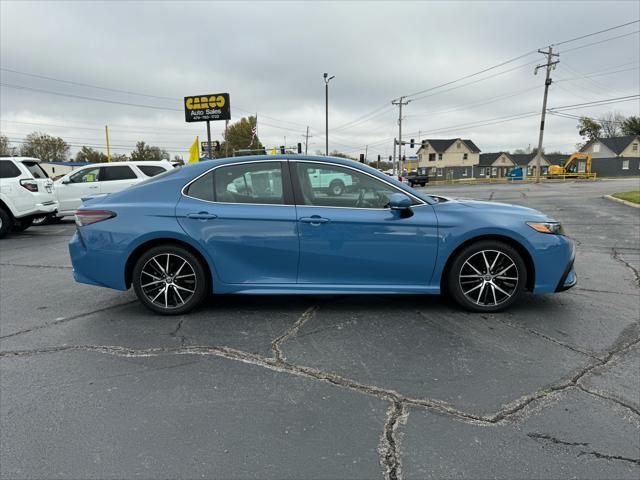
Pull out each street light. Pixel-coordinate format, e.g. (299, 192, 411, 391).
(323, 72, 335, 156)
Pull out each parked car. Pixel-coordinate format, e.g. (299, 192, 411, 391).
(406, 171, 429, 187)
(0, 157, 58, 238)
(36, 161, 172, 224)
(69, 155, 576, 315)
(307, 167, 353, 196)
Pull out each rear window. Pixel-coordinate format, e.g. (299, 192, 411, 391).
(100, 165, 137, 181)
(22, 161, 49, 179)
(0, 160, 21, 178)
(138, 165, 168, 177)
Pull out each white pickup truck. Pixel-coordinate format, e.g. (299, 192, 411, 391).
(307, 168, 353, 196)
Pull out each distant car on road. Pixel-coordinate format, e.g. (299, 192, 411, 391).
(70, 155, 576, 315)
(406, 171, 429, 187)
(36, 160, 172, 224)
(0, 157, 58, 238)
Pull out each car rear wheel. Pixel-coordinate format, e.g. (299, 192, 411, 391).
(132, 245, 208, 315)
(329, 180, 345, 196)
(0, 208, 12, 239)
(447, 240, 526, 312)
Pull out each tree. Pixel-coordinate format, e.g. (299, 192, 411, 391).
(75, 146, 108, 163)
(600, 112, 625, 138)
(577, 117, 602, 144)
(130, 141, 170, 161)
(622, 116, 640, 136)
(110, 153, 129, 162)
(20, 132, 70, 161)
(328, 150, 355, 160)
(173, 154, 184, 166)
(219, 116, 263, 158)
(0, 135, 11, 156)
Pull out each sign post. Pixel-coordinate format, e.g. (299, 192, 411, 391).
(184, 93, 231, 161)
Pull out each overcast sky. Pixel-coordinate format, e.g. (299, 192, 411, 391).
(1, 0, 639, 160)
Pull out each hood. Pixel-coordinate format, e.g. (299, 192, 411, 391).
(436, 197, 555, 222)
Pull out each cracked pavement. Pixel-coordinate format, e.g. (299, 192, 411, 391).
(1, 179, 639, 479)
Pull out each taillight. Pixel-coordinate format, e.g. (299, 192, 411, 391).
(74, 210, 116, 227)
(20, 179, 38, 192)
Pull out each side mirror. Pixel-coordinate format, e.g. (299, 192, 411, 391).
(61, 179, 71, 185)
(389, 193, 412, 211)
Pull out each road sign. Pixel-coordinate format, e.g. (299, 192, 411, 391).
(201, 141, 220, 152)
(184, 94, 230, 123)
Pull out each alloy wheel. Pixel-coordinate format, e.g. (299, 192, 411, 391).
(458, 249, 519, 307)
(139, 253, 197, 309)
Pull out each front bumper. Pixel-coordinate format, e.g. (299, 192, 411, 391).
(555, 240, 577, 292)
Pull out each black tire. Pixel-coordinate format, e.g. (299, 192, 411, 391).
(132, 245, 209, 315)
(328, 180, 345, 196)
(447, 240, 527, 313)
(0, 208, 12, 239)
(12, 217, 34, 232)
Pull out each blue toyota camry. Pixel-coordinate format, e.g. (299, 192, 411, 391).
(69, 155, 576, 315)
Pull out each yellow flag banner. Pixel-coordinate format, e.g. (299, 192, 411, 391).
(188, 136, 200, 164)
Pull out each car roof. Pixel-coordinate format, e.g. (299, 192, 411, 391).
(0, 156, 42, 163)
(69, 160, 173, 168)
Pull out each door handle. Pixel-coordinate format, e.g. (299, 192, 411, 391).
(299, 216, 329, 225)
(186, 212, 218, 220)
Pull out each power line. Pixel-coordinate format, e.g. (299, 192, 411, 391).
(551, 19, 640, 46)
(560, 30, 640, 54)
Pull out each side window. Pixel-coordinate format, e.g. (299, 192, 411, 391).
(138, 165, 167, 177)
(295, 162, 405, 209)
(22, 161, 48, 178)
(214, 162, 284, 205)
(70, 167, 101, 183)
(100, 165, 137, 181)
(186, 171, 215, 202)
(0, 160, 21, 179)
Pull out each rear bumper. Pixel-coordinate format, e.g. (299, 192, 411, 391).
(15, 200, 58, 218)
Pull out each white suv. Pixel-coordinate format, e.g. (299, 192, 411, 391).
(49, 160, 173, 220)
(0, 157, 58, 238)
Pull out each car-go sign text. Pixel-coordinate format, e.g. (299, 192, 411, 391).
(184, 94, 231, 122)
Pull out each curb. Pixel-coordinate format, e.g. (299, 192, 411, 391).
(603, 195, 640, 209)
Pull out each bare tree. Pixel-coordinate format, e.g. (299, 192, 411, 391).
(20, 132, 70, 161)
(599, 112, 625, 138)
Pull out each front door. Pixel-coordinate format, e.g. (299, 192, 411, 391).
(176, 160, 299, 285)
(291, 161, 438, 286)
(57, 166, 101, 214)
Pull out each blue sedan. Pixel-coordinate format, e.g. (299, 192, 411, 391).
(69, 155, 576, 314)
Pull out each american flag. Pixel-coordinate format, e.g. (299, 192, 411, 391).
(248, 124, 257, 147)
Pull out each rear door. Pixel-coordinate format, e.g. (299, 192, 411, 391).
(176, 160, 299, 285)
(99, 165, 141, 194)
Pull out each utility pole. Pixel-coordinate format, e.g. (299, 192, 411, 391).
(104, 125, 111, 162)
(392, 96, 410, 175)
(323, 73, 335, 155)
(304, 126, 310, 155)
(364, 145, 368, 164)
(534, 46, 559, 183)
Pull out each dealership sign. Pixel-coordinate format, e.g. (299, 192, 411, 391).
(184, 93, 230, 123)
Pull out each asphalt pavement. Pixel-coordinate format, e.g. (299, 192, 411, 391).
(1, 178, 639, 479)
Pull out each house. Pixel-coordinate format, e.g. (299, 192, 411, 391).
(416, 138, 481, 178)
(477, 152, 516, 178)
(580, 135, 640, 158)
(579, 135, 640, 177)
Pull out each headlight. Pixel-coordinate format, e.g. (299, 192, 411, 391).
(527, 221, 565, 235)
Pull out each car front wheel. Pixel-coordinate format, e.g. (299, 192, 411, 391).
(447, 240, 526, 312)
(132, 245, 208, 315)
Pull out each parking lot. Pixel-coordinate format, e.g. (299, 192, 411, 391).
(1, 178, 638, 479)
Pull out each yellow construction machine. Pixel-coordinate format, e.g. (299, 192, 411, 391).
(548, 152, 594, 178)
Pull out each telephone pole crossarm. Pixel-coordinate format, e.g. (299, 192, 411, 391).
(391, 96, 411, 176)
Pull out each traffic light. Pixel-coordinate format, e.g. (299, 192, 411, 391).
(421, 140, 427, 147)
(388, 155, 392, 161)
(402, 155, 406, 161)
(297, 143, 302, 154)
(214, 141, 221, 152)
(359, 153, 365, 163)
(410, 138, 415, 148)
(377, 154, 381, 162)
(280, 146, 285, 154)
